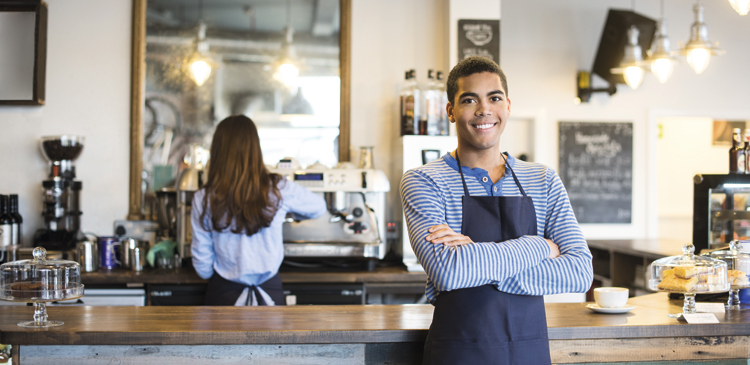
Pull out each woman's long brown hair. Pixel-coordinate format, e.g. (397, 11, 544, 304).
(200, 115, 282, 235)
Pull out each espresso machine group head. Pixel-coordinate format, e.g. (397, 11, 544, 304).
(35, 135, 85, 251)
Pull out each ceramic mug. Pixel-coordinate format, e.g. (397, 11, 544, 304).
(594, 287, 629, 308)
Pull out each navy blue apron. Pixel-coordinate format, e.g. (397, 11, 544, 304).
(422, 152, 551, 365)
(204, 272, 285, 306)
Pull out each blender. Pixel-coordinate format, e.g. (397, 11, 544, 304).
(34, 135, 85, 252)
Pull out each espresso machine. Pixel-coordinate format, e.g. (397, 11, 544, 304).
(271, 161, 390, 269)
(34, 135, 85, 251)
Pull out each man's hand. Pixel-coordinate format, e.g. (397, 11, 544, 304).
(546, 238, 560, 259)
(426, 224, 474, 246)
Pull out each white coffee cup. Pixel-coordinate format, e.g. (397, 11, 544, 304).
(594, 287, 629, 308)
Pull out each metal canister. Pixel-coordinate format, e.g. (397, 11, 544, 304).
(129, 240, 149, 271)
(98, 236, 120, 269)
(119, 238, 137, 269)
(76, 234, 98, 272)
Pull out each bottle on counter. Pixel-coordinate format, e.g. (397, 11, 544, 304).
(744, 130, 750, 174)
(730, 128, 745, 174)
(0, 195, 11, 262)
(8, 195, 22, 247)
(423, 69, 440, 136)
(400, 70, 420, 136)
(436, 71, 449, 135)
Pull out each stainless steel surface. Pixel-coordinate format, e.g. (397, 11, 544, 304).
(75, 234, 98, 272)
(119, 238, 137, 269)
(358, 146, 374, 169)
(129, 241, 149, 271)
(273, 168, 390, 260)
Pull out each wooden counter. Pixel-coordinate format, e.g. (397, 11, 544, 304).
(81, 265, 428, 285)
(2, 293, 749, 364)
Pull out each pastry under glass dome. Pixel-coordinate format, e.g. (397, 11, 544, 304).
(702, 240, 750, 310)
(0, 247, 84, 327)
(647, 243, 729, 318)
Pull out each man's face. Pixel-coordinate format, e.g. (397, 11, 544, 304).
(447, 72, 510, 153)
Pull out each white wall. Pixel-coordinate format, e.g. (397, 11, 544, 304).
(2, 0, 749, 245)
(351, 0, 750, 239)
(0, 0, 132, 243)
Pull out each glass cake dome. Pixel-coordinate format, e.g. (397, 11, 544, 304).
(647, 243, 729, 318)
(0, 247, 84, 327)
(703, 240, 750, 310)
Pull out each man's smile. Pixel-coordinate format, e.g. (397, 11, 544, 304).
(471, 122, 497, 131)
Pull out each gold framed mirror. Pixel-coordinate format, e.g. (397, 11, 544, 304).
(127, 0, 350, 220)
(0, 0, 47, 105)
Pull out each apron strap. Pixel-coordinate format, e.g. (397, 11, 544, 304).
(455, 151, 528, 197)
(455, 152, 471, 197)
(499, 153, 528, 197)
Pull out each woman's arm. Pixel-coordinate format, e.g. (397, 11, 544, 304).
(281, 180, 327, 219)
(400, 169, 551, 292)
(190, 189, 215, 279)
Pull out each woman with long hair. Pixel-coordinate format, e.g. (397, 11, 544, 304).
(191, 115, 326, 306)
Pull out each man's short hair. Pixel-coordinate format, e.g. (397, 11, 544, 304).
(446, 56, 508, 105)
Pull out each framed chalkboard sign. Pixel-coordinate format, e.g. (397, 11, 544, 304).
(558, 122, 633, 224)
(457, 19, 500, 62)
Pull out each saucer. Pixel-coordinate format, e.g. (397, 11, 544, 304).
(586, 303, 635, 314)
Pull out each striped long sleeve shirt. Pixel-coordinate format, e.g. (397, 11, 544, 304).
(400, 152, 593, 304)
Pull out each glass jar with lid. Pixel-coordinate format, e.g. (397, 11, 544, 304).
(702, 240, 750, 310)
(0, 247, 84, 327)
(647, 243, 729, 318)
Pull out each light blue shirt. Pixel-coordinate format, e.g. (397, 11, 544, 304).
(400, 153, 593, 303)
(191, 178, 326, 287)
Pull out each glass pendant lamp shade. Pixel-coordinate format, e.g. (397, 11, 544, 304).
(647, 19, 676, 83)
(624, 66, 645, 89)
(188, 21, 213, 86)
(611, 26, 647, 90)
(686, 48, 711, 74)
(679, 3, 724, 74)
(189, 59, 212, 86)
(728, 0, 750, 15)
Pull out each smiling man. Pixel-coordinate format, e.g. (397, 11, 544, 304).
(400, 56, 593, 364)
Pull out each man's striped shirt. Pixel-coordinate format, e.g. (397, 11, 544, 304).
(400, 152, 593, 304)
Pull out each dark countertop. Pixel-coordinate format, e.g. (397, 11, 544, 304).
(81, 265, 428, 286)
(1, 293, 748, 346)
(586, 239, 685, 259)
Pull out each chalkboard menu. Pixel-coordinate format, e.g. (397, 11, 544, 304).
(457, 19, 500, 62)
(558, 122, 633, 224)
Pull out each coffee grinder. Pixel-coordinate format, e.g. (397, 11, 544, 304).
(34, 135, 85, 251)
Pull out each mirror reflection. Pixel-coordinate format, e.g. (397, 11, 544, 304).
(143, 0, 341, 198)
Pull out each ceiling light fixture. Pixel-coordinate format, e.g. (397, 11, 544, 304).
(679, 1, 724, 74)
(728, 0, 750, 16)
(273, 0, 299, 87)
(188, 21, 212, 86)
(646, 0, 677, 84)
(611, 25, 647, 90)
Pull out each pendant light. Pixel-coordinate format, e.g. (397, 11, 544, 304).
(728, 0, 750, 16)
(646, 1, 677, 84)
(273, 0, 299, 86)
(679, 1, 724, 74)
(188, 21, 212, 86)
(187, 0, 213, 86)
(611, 25, 647, 90)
